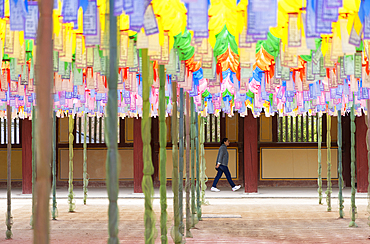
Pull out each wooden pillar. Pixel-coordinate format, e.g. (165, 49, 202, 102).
(134, 118, 144, 193)
(22, 119, 32, 194)
(244, 112, 258, 193)
(356, 116, 368, 192)
(152, 118, 159, 184)
(342, 116, 351, 187)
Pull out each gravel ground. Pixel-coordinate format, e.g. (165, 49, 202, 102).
(0, 197, 369, 243)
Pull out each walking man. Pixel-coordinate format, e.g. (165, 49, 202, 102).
(211, 138, 242, 192)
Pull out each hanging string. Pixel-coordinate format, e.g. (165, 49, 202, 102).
(195, 114, 201, 221)
(326, 113, 332, 212)
(178, 88, 185, 236)
(83, 113, 89, 205)
(349, 94, 357, 227)
(52, 111, 58, 219)
(6, 105, 12, 239)
(185, 93, 192, 238)
(159, 65, 168, 244)
(68, 114, 75, 212)
(337, 110, 344, 218)
(317, 115, 322, 205)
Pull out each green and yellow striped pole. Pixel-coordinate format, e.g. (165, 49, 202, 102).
(195, 114, 201, 221)
(106, 0, 120, 242)
(52, 111, 57, 219)
(325, 113, 332, 212)
(83, 113, 88, 205)
(178, 88, 185, 236)
(337, 110, 344, 218)
(6, 105, 12, 239)
(142, 50, 156, 243)
(159, 65, 168, 243)
(317, 115, 322, 205)
(171, 81, 182, 243)
(68, 114, 75, 212)
(190, 97, 197, 227)
(185, 93, 192, 238)
(349, 95, 357, 227)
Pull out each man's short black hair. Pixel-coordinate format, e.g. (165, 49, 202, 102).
(221, 138, 228, 145)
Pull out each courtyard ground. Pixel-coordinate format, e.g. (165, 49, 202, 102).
(0, 187, 369, 243)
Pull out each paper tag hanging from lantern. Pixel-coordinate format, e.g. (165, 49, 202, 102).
(187, 0, 208, 34)
(143, 4, 159, 35)
(60, 26, 73, 62)
(312, 54, 320, 74)
(4, 21, 14, 55)
(306, 61, 314, 81)
(331, 25, 343, 61)
(120, 31, 128, 62)
(18, 39, 25, 65)
(148, 33, 161, 59)
(344, 55, 354, 75)
(281, 66, 290, 80)
(159, 32, 169, 64)
(83, 0, 98, 35)
(362, 66, 370, 87)
(0, 0, 4, 19)
(349, 19, 362, 47)
(86, 47, 94, 67)
(75, 35, 84, 68)
(0, 69, 7, 91)
(316, 0, 332, 34)
(297, 13, 311, 55)
(8, 32, 20, 59)
(62, 0, 79, 26)
(193, 45, 202, 62)
(354, 52, 362, 79)
(340, 19, 356, 54)
(281, 44, 298, 68)
(85, 7, 100, 46)
(73, 64, 83, 86)
(127, 39, 135, 67)
(202, 44, 213, 68)
(86, 67, 94, 89)
(331, 69, 338, 88)
(136, 31, 149, 49)
(323, 38, 335, 68)
(54, 21, 63, 51)
(240, 43, 256, 68)
(288, 13, 301, 47)
(337, 63, 343, 85)
(165, 48, 177, 75)
(25, 2, 38, 39)
(20, 64, 28, 85)
(198, 38, 208, 54)
(100, 13, 109, 50)
(350, 75, 358, 93)
(178, 61, 185, 82)
(61, 63, 71, 80)
(9, 0, 25, 31)
(239, 26, 251, 48)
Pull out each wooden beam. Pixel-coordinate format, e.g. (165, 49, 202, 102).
(244, 111, 258, 193)
(356, 116, 368, 192)
(22, 119, 32, 194)
(133, 118, 143, 193)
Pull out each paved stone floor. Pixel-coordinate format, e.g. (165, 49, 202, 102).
(0, 188, 369, 243)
